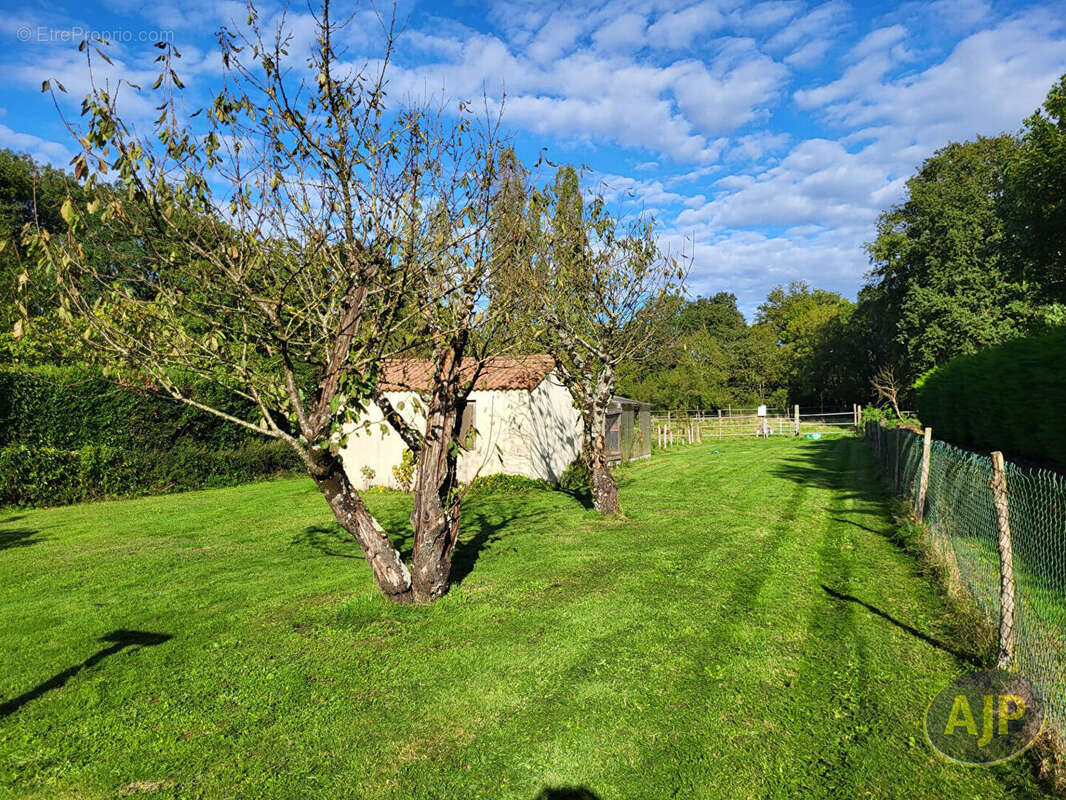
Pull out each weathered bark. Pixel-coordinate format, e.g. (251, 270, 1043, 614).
(589, 433, 621, 515)
(581, 367, 621, 515)
(408, 351, 466, 602)
(311, 454, 413, 604)
(410, 427, 461, 602)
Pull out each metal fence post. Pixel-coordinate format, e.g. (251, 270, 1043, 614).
(991, 451, 1017, 669)
(915, 427, 932, 522)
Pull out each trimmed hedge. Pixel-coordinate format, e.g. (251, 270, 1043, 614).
(0, 366, 301, 507)
(0, 441, 301, 508)
(915, 327, 1066, 467)
(0, 366, 260, 450)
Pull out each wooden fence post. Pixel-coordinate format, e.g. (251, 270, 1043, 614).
(915, 427, 932, 522)
(857, 404, 863, 434)
(991, 451, 1017, 669)
(794, 405, 800, 436)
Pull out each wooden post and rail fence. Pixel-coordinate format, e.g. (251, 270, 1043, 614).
(651, 404, 867, 447)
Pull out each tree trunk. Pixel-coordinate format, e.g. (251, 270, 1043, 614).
(410, 417, 461, 602)
(312, 455, 413, 604)
(591, 461, 620, 514)
(583, 370, 621, 515)
(408, 368, 465, 602)
(588, 430, 621, 515)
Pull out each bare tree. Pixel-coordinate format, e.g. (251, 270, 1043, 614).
(25, 3, 513, 603)
(527, 166, 687, 514)
(871, 366, 904, 420)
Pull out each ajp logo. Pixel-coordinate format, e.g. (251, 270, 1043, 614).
(925, 669, 1044, 765)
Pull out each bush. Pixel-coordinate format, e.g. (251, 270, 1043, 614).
(0, 441, 301, 508)
(392, 449, 416, 492)
(915, 327, 1066, 466)
(0, 366, 263, 451)
(558, 458, 591, 493)
(466, 473, 551, 496)
(861, 405, 920, 430)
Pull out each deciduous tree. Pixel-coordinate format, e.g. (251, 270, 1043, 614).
(27, 3, 510, 603)
(529, 166, 686, 514)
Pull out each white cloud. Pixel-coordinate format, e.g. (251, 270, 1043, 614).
(794, 25, 910, 109)
(804, 10, 1066, 145)
(672, 42, 788, 135)
(0, 123, 73, 166)
(593, 13, 647, 51)
(677, 138, 900, 230)
(734, 1, 803, 30)
(646, 3, 729, 50)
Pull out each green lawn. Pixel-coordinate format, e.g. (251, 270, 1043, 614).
(0, 437, 1052, 799)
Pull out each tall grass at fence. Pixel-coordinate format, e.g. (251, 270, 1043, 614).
(866, 423, 1066, 744)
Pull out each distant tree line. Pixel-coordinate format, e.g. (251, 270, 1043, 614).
(619, 73, 1066, 411)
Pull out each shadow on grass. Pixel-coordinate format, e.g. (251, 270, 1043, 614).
(534, 788, 602, 800)
(289, 486, 584, 593)
(555, 487, 594, 510)
(0, 527, 47, 551)
(775, 438, 984, 668)
(820, 585, 980, 666)
(0, 630, 172, 717)
(828, 516, 884, 535)
(292, 525, 365, 559)
(292, 509, 516, 585)
(770, 437, 885, 513)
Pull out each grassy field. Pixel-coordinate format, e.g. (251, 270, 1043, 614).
(0, 437, 1053, 799)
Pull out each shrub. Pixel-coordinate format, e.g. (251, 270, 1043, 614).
(915, 327, 1066, 466)
(0, 366, 264, 451)
(466, 473, 551, 496)
(0, 366, 301, 508)
(558, 458, 591, 493)
(0, 441, 300, 508)
(392, 449, 416, 492)
(861, 405, 920, 430)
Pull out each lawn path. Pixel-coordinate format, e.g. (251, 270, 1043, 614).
(0, 438, 1052, 799)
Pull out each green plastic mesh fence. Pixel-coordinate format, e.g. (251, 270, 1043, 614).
(865, 423, 1066, 740)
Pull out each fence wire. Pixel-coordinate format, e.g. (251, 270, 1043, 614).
(865, 424, 1066, 740)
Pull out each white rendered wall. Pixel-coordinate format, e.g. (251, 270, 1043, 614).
(339, 384, 575, 489)
(526, 373, 583, 482)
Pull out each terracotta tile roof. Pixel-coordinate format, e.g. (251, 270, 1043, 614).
(379, 354, 557, 392)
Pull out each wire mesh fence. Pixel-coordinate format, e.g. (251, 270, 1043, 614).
(865, 422, 1066, 740)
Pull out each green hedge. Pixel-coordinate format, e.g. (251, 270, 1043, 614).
(915, 328, 1066, 466)
(0, 366, 302, 507)
(0, 441, 301, 508)
(0, 366, 260, 450)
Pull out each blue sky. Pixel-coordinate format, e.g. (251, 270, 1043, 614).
(2, 0, 1065, 315)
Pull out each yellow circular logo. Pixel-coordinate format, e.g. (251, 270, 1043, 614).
(924, 669, 1044, 766)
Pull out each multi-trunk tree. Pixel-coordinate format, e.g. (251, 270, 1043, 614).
(25, 3, 520, 603)
(528, 166, 686, 515)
